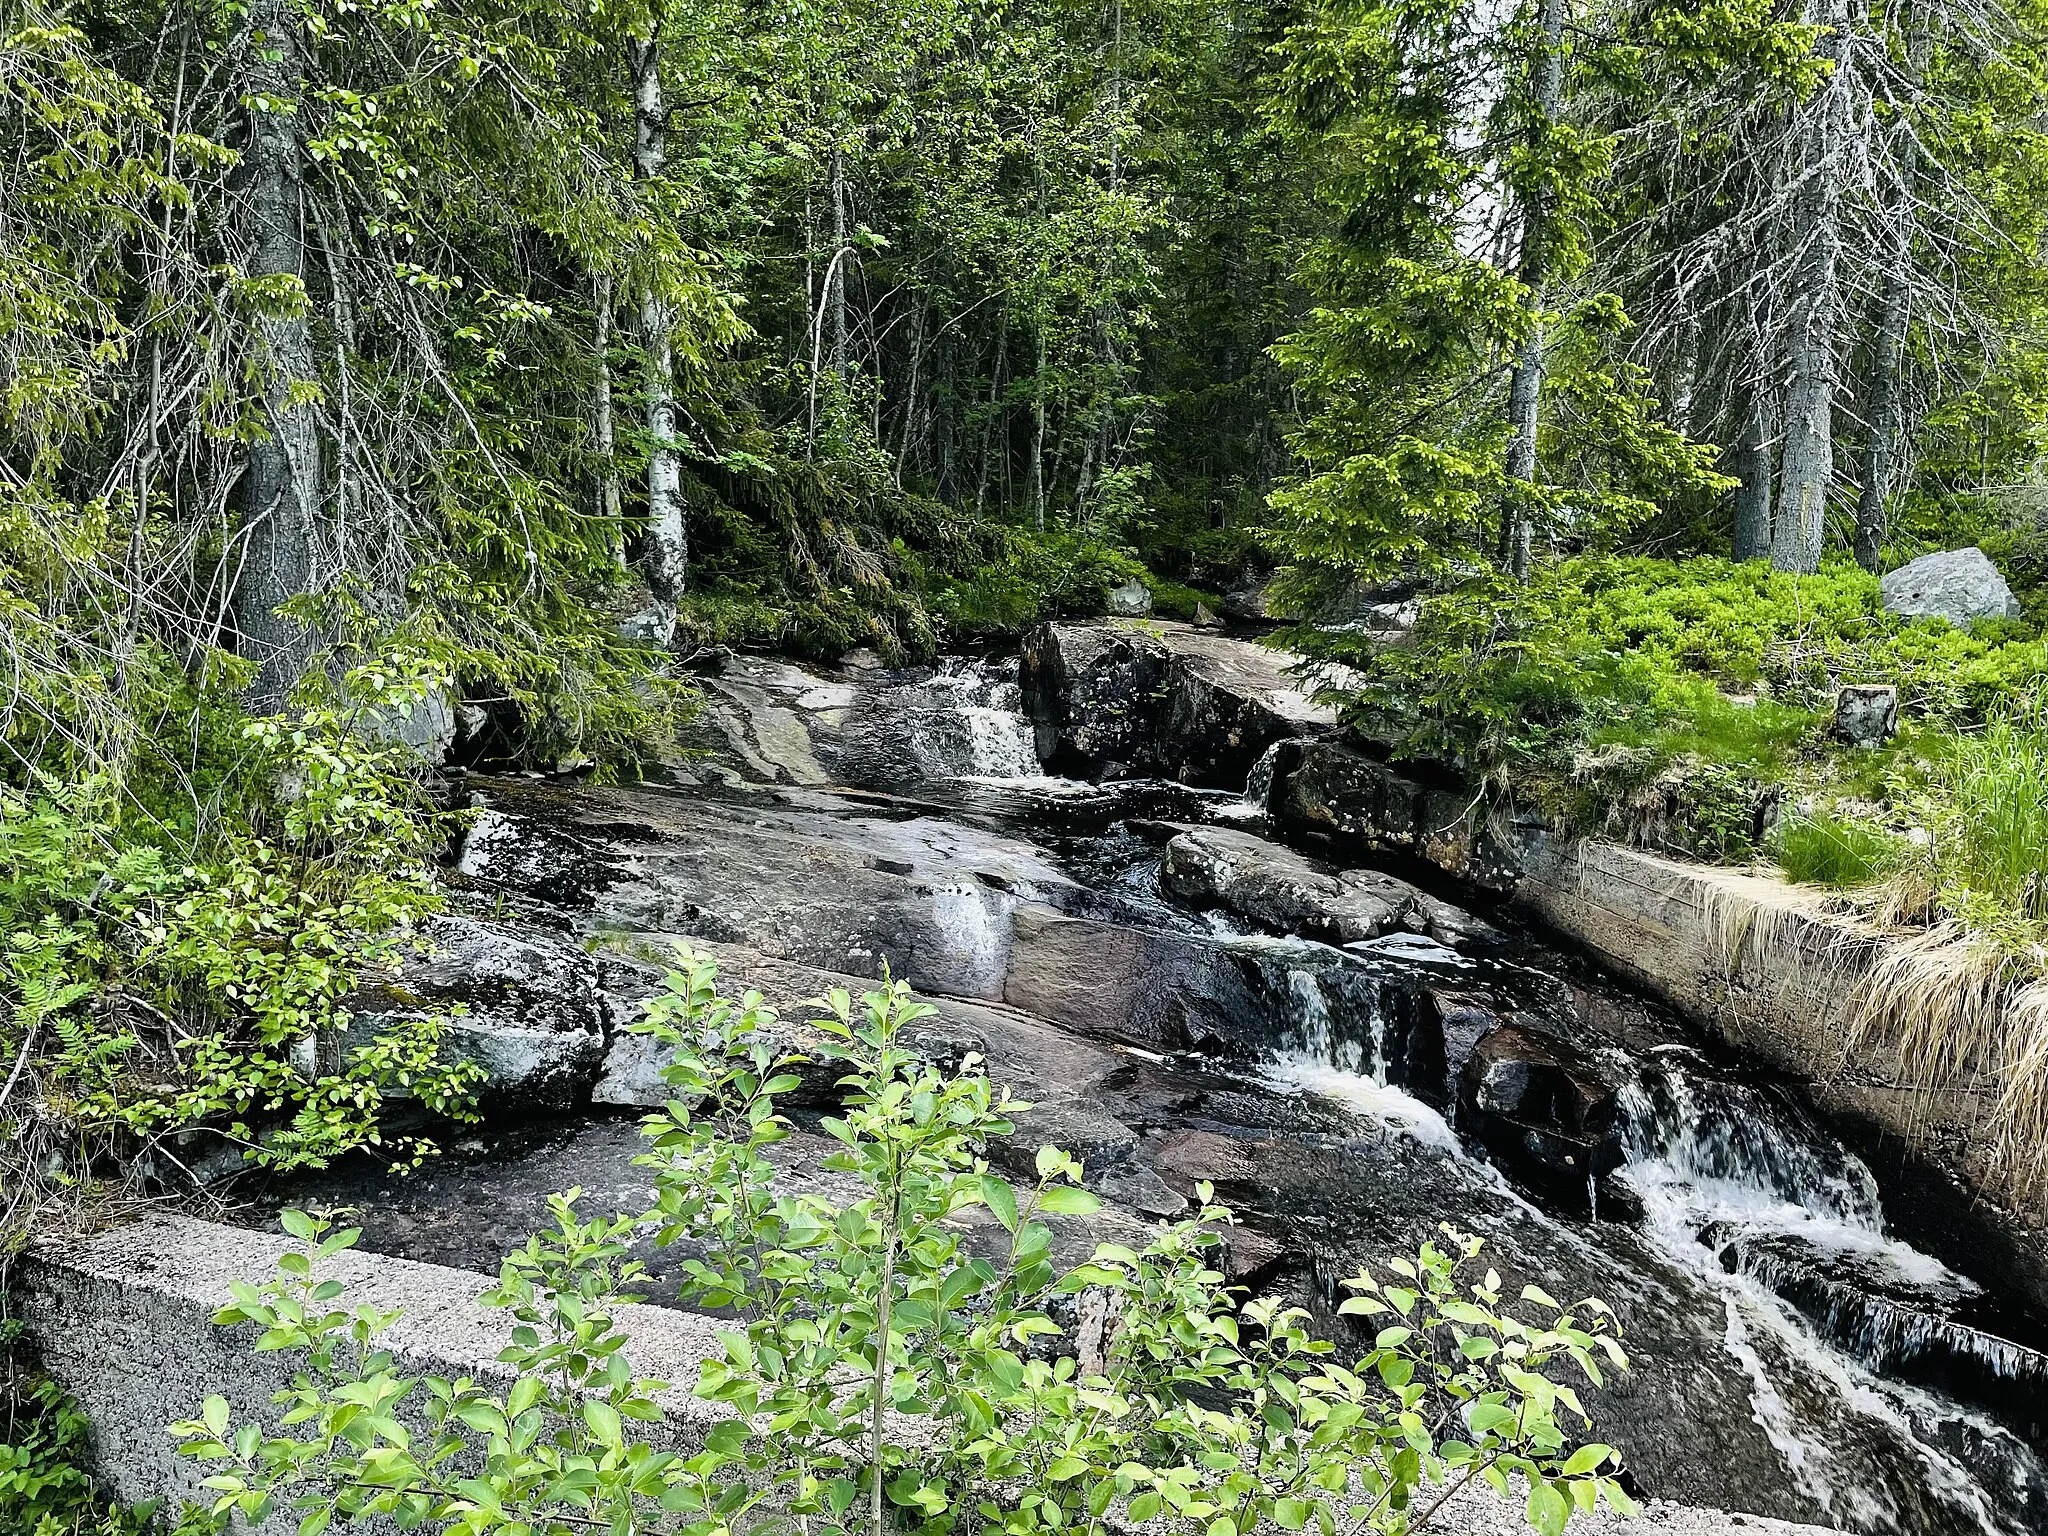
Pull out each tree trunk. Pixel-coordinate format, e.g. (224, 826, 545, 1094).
(1772, 0, 1849, 575)
(236, 0, 322, 713)
(1031, 325, 1048, 532)
(1854, 252, 1911, 573)
(593, 269, 623, 563)
(975, 317, 1006, 518)
(1499, 0, 1566, 585)
(831, 147, 849, 386)
(1854, 18, 1923, 575)
(630, 33, 685, 643)
(1733, 395, 1776, 561)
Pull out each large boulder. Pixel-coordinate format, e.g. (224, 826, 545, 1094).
(1154, 823, 1489, 947)
(1019, 620, 1342, 788)
(337, 914, 611, 1108)
(1105, 577, 1154, 617)
(1267, 739, 1520, 889)
(1880, 547, 2021, 629)
(1456, 1024, 1618, 1211)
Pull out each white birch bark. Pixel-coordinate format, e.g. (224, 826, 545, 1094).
(626, 33, 686, 645)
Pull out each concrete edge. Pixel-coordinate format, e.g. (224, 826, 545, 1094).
(12, 1213, 728, 1519)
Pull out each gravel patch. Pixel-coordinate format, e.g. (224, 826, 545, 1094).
(1421, 1486, 1843, 1535)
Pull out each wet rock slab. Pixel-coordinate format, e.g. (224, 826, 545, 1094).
(1150, 820, 1495, 947)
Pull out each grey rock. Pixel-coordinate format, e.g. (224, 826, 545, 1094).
(342, 914, 610, 1107)
(1090, 1164, 1190, 1218)
(367, 685, 458, 763)
(1880, 546, 2021, 629)
(1269, 739, 1520, 889)
(1157, 822, 1492, 947)
(1106, 576, 1154, 616)
(1219, 580, 1277, 622)
(1455, 1023, 1618, 1210)
(1019, 620, 1343, 788)
(14, 1214, 730, 1526)
(1833, 684, 1898, 749)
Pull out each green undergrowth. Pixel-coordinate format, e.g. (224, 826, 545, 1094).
(0, 1338, 167, 1536)
(680, 518, 1155, 656)
(1298, 552, 2048, 869)
(1771, 812, 1904, 889)
(0, 645, 492, 1250)
(167, 949, 1639, 1536)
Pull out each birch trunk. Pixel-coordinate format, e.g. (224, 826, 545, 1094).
(1733, 396, 1777, 561)
(830, 148, 849, 385)
(237, 0, 323, 713)
(594, 269, 624, 563)
(1031, 326, 1048, 531)
(1499, 0, 1565, 585)
(629, 34, 686, 643)
(1771, 0, 1849, 575)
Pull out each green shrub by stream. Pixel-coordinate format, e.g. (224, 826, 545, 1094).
(1302, 552, 2048, 868)
(170, 951, 1637, 1536)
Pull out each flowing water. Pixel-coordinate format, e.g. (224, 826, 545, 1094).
(265, 652, 2048, 1534)
(870, 655, 2048, 1535)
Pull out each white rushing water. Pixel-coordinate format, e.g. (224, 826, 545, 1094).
(1614, 1053, 2045, 1535)
(898, 658, 1044, 779)
(1260, 963, 1465, 1153)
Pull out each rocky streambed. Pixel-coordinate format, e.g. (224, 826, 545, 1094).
(100, 626, 2048, 1534)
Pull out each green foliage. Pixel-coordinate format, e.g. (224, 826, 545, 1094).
(1261, 0, 1732, 591)
(0, 1349, 155, 1536)
(0, 653, 484, 1244)
(930, 528, 1148, 638)
(1308, 555, 2048, 770)
(173, 951, 1637, 1536)
(1773, 813, 1902, 889)
(1892, 696, 2048, 943)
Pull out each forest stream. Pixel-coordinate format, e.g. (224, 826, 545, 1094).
(239, 642, 2048, 1536)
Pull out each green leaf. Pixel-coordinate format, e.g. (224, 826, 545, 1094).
(980, 1174, 1019, 1232)
(1560, 1444, 1614, 1476)
(1525, 1479, 1568, 1536)
(1036, 1185, 1103, 1217)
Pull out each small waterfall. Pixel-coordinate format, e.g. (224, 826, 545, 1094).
(1616, 1049, 2048, 1530)
(1619, 1054, 1886, 1230)
(1263, 964, 1459, 1152)
(897, 658, 1044, 780)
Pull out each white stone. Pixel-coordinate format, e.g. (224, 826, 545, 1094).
(1105, 576, 1154, 616)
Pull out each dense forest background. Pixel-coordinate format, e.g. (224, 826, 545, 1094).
(11, 0, 2048, 1205)
(12, 0, 2048, 750)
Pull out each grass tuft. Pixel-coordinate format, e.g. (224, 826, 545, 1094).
(1774, 813, 1901, 888)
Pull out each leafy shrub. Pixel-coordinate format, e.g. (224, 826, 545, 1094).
(1773, 813, 1902, 888)
(1148, 580, 1224, 621)
(0, 1347, 155, 1536)
(936, 527, 1147, 635)
(1, 653, 482, 1245)
(173, 951, 1637, 1536)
